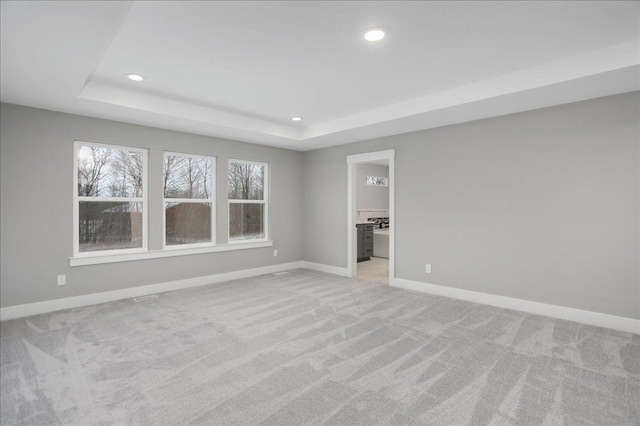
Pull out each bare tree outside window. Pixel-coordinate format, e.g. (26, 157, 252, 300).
(228, 161, 264, 200)
(228, 160, 266, 240)
(163, 153, 214, 246)
(75, 143, 146, 253)
(164, 154, 211, 199)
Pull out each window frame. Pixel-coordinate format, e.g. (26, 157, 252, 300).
(162, 151, 217, 250)
(73, 140, 149, 258)
(365, 175, 388, 187)
(227, 158, 269, 244)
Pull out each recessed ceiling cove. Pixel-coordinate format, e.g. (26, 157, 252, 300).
(2, 1, 638, 150)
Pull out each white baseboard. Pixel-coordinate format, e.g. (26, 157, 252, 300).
(393, 278, 640, 335)
(4, 262, 636, 335)
(0, 261, 304, 321)
(301, 261, 351, 277)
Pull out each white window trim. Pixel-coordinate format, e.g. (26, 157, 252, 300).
(227, 159, 269, 244)
(73, 140, 149, 257)
(69, 240, 273, 266)
(162, 151, 216, 249)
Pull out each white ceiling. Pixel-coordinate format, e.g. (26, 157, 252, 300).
(1, 1, 638, 151)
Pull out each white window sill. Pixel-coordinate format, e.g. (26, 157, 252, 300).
(70, 240, 273, 267)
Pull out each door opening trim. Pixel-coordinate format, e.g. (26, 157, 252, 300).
(346, 149, 395, 284)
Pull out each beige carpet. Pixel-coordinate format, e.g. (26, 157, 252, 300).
(357, 257, 389, 284)
(1, 269, 639, 425)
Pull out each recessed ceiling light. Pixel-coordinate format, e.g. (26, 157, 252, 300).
(364, 28, 385, 42)
(292, 116, 303, 122)
(126, 73, 144, 82)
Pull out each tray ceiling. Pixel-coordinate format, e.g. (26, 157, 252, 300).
(1, 1, 638, 150)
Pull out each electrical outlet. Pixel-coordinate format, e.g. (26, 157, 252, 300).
(425, 264, 432, 274)
(57, 274, 66, 286)
(273, 249, 278, 257)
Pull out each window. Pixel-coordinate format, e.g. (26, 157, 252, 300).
(163, 152, 215, 247)
(365, 175, 388, 186)
(70, 145, 274, 266)
(74, 141, 147, 255)
(228, 159, 268, 241)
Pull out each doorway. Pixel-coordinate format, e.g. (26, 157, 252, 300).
(346, 150, 395, 285)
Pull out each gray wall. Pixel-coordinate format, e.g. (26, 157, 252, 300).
(356, 163, 389, 211)
(0, 104, 304, 307)
(303, 92, 640, 319)
(2, 93, 639, 320)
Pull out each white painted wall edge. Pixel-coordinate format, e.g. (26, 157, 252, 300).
(393, 278, 640, 335)
(301, 261, 350, 277)
(0, 261, 303, 321)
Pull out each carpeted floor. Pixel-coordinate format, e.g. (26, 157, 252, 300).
(1, 269, 639, 425)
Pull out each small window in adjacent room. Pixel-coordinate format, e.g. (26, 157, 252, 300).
(74, 141, 147, 255)
(365, 175, 388, 186)
(163, 152, 215, 247)
(228, 159, 268, 242)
